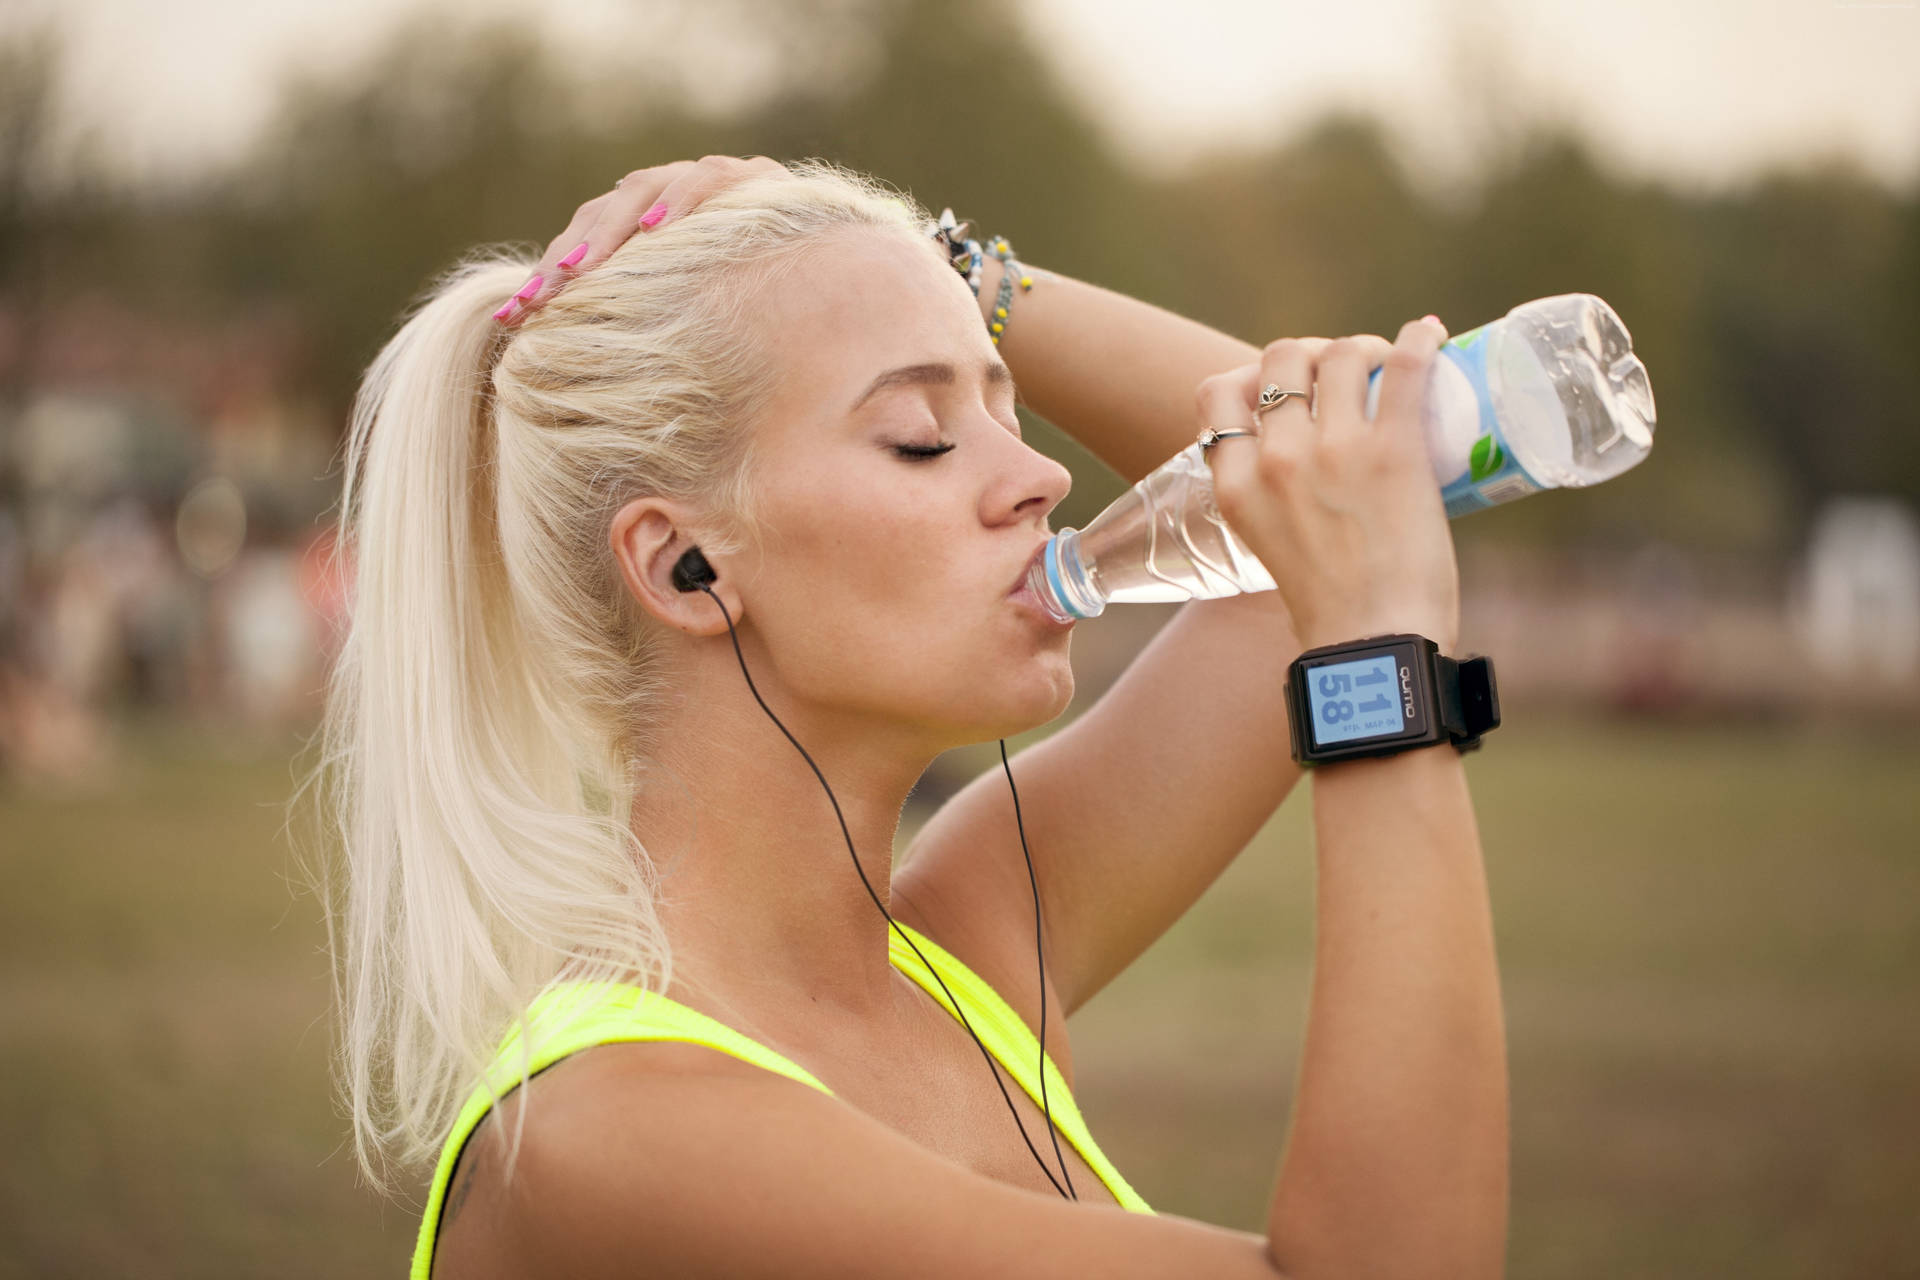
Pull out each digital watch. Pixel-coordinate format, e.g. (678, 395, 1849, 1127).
(1285, 633, 1501, 768)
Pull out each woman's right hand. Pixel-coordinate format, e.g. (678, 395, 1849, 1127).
(1201, 317, 1462, 655)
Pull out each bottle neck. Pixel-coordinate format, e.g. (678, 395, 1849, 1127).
(1035, 527, 1107, 621)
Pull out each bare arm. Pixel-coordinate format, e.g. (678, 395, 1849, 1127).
(1270, 746, 1508, 1277)
(983, 259, 1261, 483)
(900, 587, 1308, 1014)
(896, 662, 1509, 1279)
(1205, 323, 1503, 1277)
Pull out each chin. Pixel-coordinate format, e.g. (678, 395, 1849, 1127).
(915, 639, 1076, 747)
(1036, 654, 1076, 721)
(984, 650, 1076, 739)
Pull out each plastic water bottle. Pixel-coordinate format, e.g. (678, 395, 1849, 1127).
(1030, 293, 1656, 621)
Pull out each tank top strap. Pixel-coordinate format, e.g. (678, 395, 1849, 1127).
(512, 980, 832, 1095)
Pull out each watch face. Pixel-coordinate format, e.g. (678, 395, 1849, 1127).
(1304, 647, 1422, 748)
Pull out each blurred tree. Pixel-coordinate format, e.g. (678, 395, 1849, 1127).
(1170, 114, 1450, 345)
(8, 1, 1915, 558)
(0, 21, 62, 420)
(1704, 162, 1919, 540)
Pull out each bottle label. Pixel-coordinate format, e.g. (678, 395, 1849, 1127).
(1433, 327, 1544, 518)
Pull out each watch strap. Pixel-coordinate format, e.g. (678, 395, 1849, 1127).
(1433, 652, 1502, 752)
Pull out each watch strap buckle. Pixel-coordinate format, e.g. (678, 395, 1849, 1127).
(1437, 653, 1502, 751)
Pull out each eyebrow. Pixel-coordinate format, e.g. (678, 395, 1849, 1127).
(849, 360, 1014, 412)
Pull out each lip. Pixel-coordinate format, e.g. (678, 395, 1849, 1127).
(1008, 539, 1073, 631)
(1009, 538, 1053, 597)
(1009, 579, 1074, 632)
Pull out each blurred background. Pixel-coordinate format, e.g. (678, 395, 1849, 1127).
(1, 0, 1916, 1275)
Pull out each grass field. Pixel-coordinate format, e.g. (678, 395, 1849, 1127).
(2, 709, 1915, 1278)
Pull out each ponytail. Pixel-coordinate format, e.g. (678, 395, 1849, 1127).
(317, 254, 669, 1192)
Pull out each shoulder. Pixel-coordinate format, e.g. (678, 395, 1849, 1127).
(427, 1037, 933, 1278)
(429, 1041, 773, 1279)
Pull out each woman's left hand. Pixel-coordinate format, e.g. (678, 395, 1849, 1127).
(497, 154, 790, 324)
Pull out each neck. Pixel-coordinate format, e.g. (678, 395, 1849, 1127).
(635, 634, 940, 1028)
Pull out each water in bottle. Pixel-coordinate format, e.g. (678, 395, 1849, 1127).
(1029, 293, 1656, 622)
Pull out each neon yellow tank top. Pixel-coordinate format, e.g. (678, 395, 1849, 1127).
(410, 921, 1153, 1277)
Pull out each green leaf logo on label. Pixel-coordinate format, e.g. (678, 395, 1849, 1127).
(1469, 434, 1506, 482)
(1446, 328, 1486, 353)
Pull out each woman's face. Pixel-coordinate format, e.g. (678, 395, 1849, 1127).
(725, 225, 1076, 751)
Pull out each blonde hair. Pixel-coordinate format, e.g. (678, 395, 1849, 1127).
(308, 162, 930, 1194)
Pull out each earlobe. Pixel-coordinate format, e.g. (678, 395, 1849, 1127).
(608, 499, 741, 636)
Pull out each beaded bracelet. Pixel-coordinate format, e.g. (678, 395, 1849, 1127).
(926, 209, 1036, 346)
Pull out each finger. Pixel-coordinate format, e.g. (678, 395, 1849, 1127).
(528, 191, 617, 276)
(499, 196, 610, 326)
(646, 154, 786, 231)
(574, 159, 697, 256)
(1195, 362, 1262, 437)
(541, 190, 617, 263)
(1196, 361, 1264, 499)
(1314, 334, 1394, 446)
(1254, 337, 1320, 459)
(1371, 316, 1449, 441)
(497, 163, 697, 323)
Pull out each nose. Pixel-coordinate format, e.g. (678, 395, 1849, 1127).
(984, 430, 1073, 528)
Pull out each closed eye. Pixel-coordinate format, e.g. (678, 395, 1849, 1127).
(893, 442, 956, 460)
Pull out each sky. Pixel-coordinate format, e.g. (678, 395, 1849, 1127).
(7, 0, 1918, 194)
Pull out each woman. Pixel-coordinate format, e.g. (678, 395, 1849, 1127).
(324, 157, 1506, 1278)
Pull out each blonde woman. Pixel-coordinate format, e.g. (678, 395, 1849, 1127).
(323, 156, 1506, 1278)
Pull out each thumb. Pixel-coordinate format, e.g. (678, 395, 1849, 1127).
(1370, 315, 1448, 437)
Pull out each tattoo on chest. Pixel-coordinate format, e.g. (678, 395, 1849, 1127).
(444, 1146, 482, 1226)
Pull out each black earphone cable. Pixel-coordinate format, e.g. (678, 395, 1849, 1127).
(999, 737, 1078, 1200)
(695, 582, 1078, 1200)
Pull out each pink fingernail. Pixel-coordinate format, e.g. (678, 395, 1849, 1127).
(1422, 313, 1442, 325)
(492, 300, 518, 322)
(514, 275, 543, 301)
(640, 201, 668, 229)
(558, 241, 588, 270)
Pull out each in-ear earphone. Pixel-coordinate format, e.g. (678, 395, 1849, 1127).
(672, 546, 717, 594)
(674, 543, 1077, 1200)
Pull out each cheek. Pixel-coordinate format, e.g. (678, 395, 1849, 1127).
(759, 563, 1074, 739)
(773, 482, 961, 611)
(747, 509, 951, 671)
(748, 471, 1063, 725)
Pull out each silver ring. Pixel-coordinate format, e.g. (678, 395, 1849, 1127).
(1256, 384, 1310, 417)
(614, 175, 628, 189)
(1197, 427, 1258, 450)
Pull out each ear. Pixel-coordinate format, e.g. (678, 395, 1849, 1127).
(609, 497, 745, 637)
